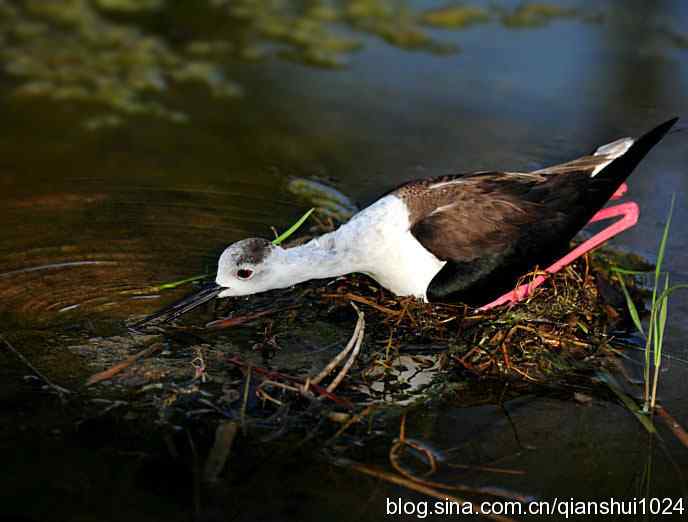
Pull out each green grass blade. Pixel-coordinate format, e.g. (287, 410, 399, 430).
(652, 193, 675, 303)
(611, 267, 653, 276)
(657, 283, 688, 301)
(654, 274, 669, 366)
(654, 283, 688, 306)
(155, 274, 209, 291)
(272, 208, 315, 246)
(614, 272, 644, 336)
(597, 371, 656, 434)
(651, 302, 659, 362)
(641, 193, 676, 410)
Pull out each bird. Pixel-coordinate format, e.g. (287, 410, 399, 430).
(140, 118, 677, 324)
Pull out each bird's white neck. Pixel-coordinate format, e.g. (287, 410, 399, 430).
(273, 229, 361, 286)
(265, 195, 444, 299)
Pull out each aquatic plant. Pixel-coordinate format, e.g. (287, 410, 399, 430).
(0, 0, 632, 129)
(421, 5, 490, 28)
(613, 194, 688, 412)
(287, 177, 359, 222)
(0, 0, 241, 128)
(272, 207, 315, 245)
(2, 1, 682, 129)
(501, 2, 577, 28)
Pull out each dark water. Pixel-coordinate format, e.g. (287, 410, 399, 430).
(1, 1, 687, 520)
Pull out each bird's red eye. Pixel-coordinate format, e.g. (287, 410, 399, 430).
(237, 269, 253, 279)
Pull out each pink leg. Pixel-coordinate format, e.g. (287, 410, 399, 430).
(610, 182, 628, 200)
(480, 198, 639, 311)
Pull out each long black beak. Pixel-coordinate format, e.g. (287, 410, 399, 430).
(132, 282, 223, 328)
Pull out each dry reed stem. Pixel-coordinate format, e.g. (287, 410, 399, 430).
(310, 305, 364, 385)
(656, 405, 688, 449)
(85, 342, 163, 386)
(327, 304, 365, 392)
(1, 334, 72, 397)
(334, 459, 517, 522)
(322, 292, 402, 317)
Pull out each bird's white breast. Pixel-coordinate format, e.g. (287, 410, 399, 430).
(334, 195, 446, 299)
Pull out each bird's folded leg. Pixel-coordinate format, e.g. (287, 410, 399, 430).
(305, 304, 365, 393)
(610, 182, 628, 200)
(480, 189, 639, 311)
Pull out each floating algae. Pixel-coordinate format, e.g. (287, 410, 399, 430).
(287, 177, 359, 222)
(220, 0, 457, 67)
(501, 2, 577, 28)
(421, 5, 490, 29)
(95, 0, 164, 12)
(343, 0, 457, 53)
(0, 0, 241, 127)
(0, 0, 457, 124)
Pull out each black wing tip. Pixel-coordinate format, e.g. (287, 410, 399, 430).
(629, 116, 679, 157)
(651, 116, 680, 137)
(589, 115, 679, 197)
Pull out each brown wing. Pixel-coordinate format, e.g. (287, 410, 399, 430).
(394, 165, 609, 299)
(397, 146, 632, 262)
(403, 175, 540, 262)
(396, 172, 560, 261)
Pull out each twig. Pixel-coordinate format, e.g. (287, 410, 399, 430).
(310, 309, 364, 385)
(85, 342, 163, 386)
(332, 459, 517, 522)
(256, 386, 284, 406)
(1, 334, 71, 398)
(389, 414, 530, 502)
(656, 405, 688, 449)
(240, 365, 251, 435)
(203, 421, 239, 483)
(186, 430, 201, 522)
(389, 439, 530, 502)
(322, 292, 402, 317)
(307, 303, 365, 393)
(446, 463, 525, 475)
(226, 356, 353, 408)
(390, 438, 438, 477)
(325, 405, 376, 445)
(206, 305, 299, 329)
(326, 304, 365, 392)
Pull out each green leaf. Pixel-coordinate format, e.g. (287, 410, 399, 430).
(615, 272, 644, 336)
(597, 371, 656, 434)
(654, 283, 688, 307)
(272, 208, 316, 246)
(155, 274, 209, 291)
(610, 267, 653, 276)
(651, 193, 675, 308)
(654, 274, 669, 366)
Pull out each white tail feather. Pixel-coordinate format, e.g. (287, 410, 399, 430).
(590, 137, 634, 177)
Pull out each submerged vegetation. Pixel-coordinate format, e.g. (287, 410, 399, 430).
(0, 0, 242, 128)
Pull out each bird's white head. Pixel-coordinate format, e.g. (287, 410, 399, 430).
(215, 237, 286, 297)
